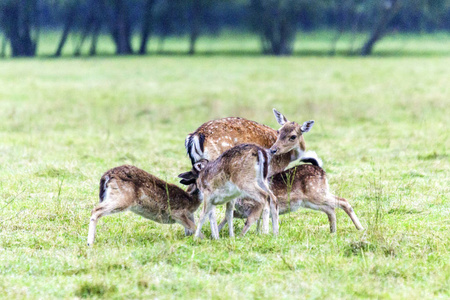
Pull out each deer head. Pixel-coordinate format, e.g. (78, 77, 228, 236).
(270, 109, 314, 158)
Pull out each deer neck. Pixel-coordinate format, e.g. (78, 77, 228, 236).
(186, 184, 202, 205)
(290, 147, 304, 161)
(269, 153, 290, 176)
(268, 147, 305, 176)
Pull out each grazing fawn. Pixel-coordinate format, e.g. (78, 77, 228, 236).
(218, 163, 364, 233)
(87, 165, 201, 246)
(185, 108, 315, 176)
(178, 144, 279, 239)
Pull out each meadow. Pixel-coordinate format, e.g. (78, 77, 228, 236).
(0, 35, 449, 298)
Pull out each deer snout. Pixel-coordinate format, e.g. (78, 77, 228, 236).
(270, 148, 278, 155)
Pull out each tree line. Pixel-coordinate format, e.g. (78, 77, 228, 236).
(0, 0, 449, 58)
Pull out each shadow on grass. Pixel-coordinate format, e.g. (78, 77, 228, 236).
(75, 282, 117, 298)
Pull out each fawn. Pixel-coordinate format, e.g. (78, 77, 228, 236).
(178, 144, 279, 239)
(87, 165, 201, 246)
(218, 163, 364, 233)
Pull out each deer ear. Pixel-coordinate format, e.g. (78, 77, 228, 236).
(273, 108, 288, 126)
(194, 160, 207, 172)
(301, 120, 314, 133)
(178, 171, 196, 180)
(180, 178, 196, 185)
(178, 171, 197, 185)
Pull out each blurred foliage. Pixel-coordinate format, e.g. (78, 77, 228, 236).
(0, 0, 449, 57)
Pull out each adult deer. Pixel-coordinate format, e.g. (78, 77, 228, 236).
(185, 109, 316, 177)
(218, 163, 364, 233)
(87, 165, 201, 246)
(178, 144, 279, 239)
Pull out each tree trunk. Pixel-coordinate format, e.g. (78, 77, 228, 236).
(89, 20, 101, 56)
(188, 0, 201, 55)
(329, 0, 348, 56)
(111, 0, 133, 55)
(1, 35, 6, 58)
(251, 0, 296, 56)
(360, 0, 401, 56)
(268, 15, 294, 55)
(139, 0, 155, 55)
(74, 0, 106, 56)
(74, 20, 93, 56)
(3, 0, 37, 57)
(54, 5, 77, 57)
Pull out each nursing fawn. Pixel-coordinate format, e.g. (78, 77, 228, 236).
(178, 144, 279, 239)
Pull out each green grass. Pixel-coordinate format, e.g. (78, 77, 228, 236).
(0, 49, 449, 298)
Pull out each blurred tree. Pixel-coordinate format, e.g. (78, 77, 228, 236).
(73, 0, 107, 56)
(0, 0, 39, 57)
(1, 34, 6, 57)
(189, 0, 201, 55)
(1, 0, 449, 58)
(54, 0, 79, 57)
(359, 0, 449, 55)
(188, 0, 213, 55)
(139, 0, 156, 54)
(329, 0, 354, 55)
(397, 0, 449, 32)
(360, 0, 400, 55)
(249, 0, 302, 55)
(153, 0, 184, 53)
(110, 0, 133, 54)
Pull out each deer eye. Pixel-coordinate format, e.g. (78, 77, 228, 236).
(289, 135, 297, 141)
(276, 130, 279, 134)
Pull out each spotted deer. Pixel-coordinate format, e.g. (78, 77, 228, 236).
(178, 144, 279, 239)
(218, 163, 364, 233)
(185, 108, 316, 177)
(87, 165, 201, 246)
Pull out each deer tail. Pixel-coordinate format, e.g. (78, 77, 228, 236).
(99, 175, 109, 202)
(185, 133, 206, 165)
(300, 150, 323, 168)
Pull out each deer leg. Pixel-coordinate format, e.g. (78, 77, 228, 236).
(335, 196, 364, 230)
(195, 197, 213, 239)
(256, 219, 261, 233)
(321, 206, 337, 233)
(87, 209, 101, 246)
(255, 180, 276, 235)
(209, 206, 220, 240)
(241, 201, 264, 236)
(187, 213, 205, 239)
(225, 200, 235, 237)
(173, 211, 197, 236)
(268, 191, 279, 236)
(186, 214, 197, 236)
(87, 201, 127, 246)
(261, 202, 270, 234)
(218, 217, 228, 232)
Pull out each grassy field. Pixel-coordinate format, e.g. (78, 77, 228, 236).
(0, 47, 449, 298)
